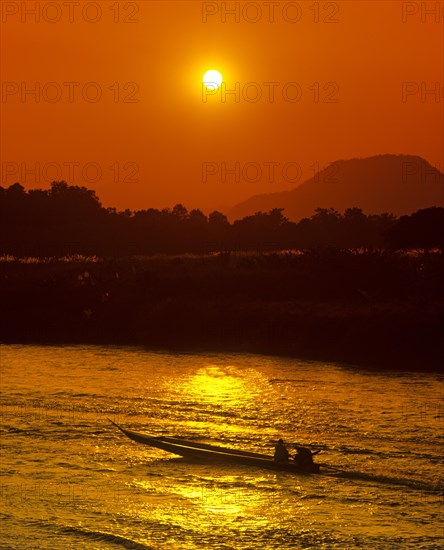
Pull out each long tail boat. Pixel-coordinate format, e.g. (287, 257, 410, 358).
(110, 420, 320, 474)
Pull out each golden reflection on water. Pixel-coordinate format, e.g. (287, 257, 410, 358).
(132, 473, 310, 537)
(160, 363, 278, 440)
(183, 365, 255, 404)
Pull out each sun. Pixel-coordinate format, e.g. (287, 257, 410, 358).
(203, 70, 223, 90)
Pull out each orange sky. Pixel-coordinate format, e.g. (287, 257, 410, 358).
(1, 1, 443, 212)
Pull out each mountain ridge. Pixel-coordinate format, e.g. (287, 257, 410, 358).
(228, 154, 444, 221)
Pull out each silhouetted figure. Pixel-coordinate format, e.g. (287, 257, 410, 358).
(273, 439, 290, 463)
(294, 446, 317, 467)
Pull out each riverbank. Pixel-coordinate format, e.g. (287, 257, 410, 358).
(1, 251, 443, 370)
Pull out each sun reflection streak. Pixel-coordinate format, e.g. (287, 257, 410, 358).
(160, 363, 277, 441)
(185, 365, 253, 404)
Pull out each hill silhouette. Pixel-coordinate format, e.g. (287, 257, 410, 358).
(229, 155, 444, 221)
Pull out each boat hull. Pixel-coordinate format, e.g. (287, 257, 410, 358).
(110, 421, 320, 474)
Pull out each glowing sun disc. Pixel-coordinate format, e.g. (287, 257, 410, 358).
(203, 70, 223, 89)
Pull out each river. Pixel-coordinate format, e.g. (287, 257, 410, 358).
(0, 345, 442, 549)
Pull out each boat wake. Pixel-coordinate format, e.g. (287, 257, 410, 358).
(58, 524, 154, 549)
(324, 468, 443, 493)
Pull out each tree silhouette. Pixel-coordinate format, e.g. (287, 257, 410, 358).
(1, 181, 442, 257)
(386, 207, 444, 251)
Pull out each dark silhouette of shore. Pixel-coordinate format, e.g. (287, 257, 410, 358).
(1, 181, 444, 257)
(1, 251, 443, 371)
(1, 182, 443, 370)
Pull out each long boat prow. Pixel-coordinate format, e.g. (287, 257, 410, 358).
(108, 418, 130, 437)
(108, 419, 158, 446)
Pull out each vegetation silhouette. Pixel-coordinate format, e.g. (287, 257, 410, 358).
(1, 181, 443, 257)
(1, 182, 443, 370)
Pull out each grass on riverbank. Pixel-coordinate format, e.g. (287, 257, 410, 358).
(1, 250, 443, 370)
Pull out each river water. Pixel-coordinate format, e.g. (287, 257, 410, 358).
(0, 345, 442, 549)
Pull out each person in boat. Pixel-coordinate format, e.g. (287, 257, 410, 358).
(294, 446, 316, 467)
(274, 439, 290, 462)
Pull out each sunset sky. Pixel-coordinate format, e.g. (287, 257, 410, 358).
(1, 0, 443, 212)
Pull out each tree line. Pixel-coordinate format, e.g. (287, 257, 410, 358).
(1, 181, 443, 257)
